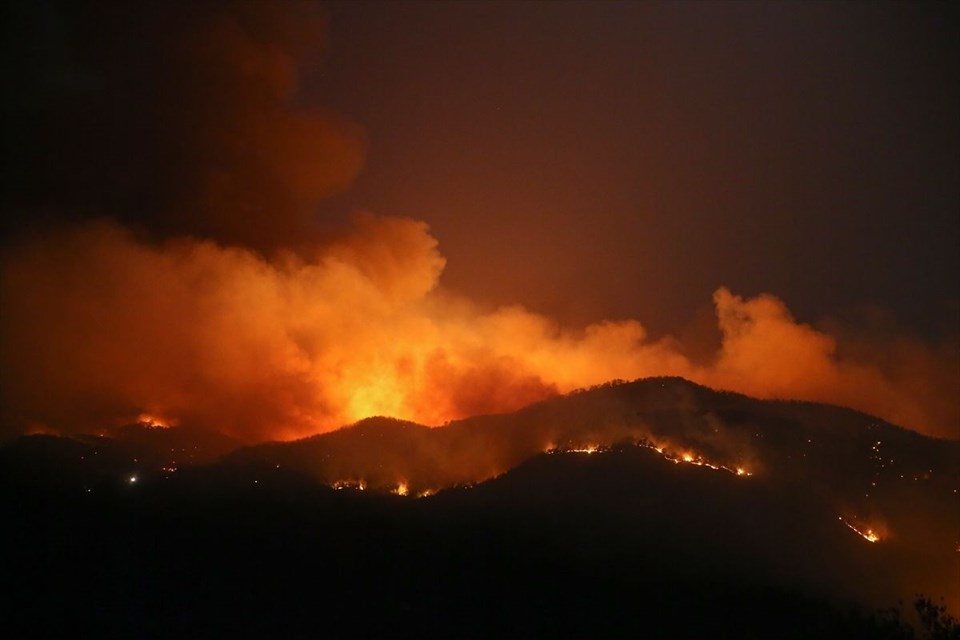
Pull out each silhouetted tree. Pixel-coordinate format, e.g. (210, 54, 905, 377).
(914, 596, 960, 640)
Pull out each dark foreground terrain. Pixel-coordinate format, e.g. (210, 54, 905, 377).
(3, 378, 957, 638)
(3, 443, 956, 639)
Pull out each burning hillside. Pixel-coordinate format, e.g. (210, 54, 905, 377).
(3, 2, 958, 637)
(3, 377, 958, 638)
(4, 378, 956, 608)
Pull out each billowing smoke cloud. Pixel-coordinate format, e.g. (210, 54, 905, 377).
(1, 1, 956, 443)
(1, 217, 957, 442)
(3, 0, 365, 252)
(703, 290, 958, 439)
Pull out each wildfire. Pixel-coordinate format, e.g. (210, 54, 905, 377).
(839, 516, 882, 543)
(344, 376, 407, 427)
(331, 479, 439, 498)
(546, 440, 752, 478)
(556, 443, 891, 548)
(135, 413, 176, 429)
(639, 441, 752, 477)
(570, 445, 602, 454)
(333, 479, 367, 491)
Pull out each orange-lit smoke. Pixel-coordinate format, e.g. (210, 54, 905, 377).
(1, 216, 957, 442)
(704, 290, 959, 440)
(1, 2, 956, 444)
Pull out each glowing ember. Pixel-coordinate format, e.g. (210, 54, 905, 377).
(332, 479, 435, 498)
(547, 440, 752, 478)
(333, 479, 367, 491)
(640, 442, 752, 477)
(839, 517, 881, 543)
(546, 444, 611, 456)
(570, 445, 602, 454)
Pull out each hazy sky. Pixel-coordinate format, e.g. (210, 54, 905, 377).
(312, 0, 959, 337)
(5, 0, 957, 337)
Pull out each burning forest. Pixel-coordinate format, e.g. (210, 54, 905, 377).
(2, 1, 958, 638)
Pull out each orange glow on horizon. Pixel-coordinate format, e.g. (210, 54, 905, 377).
(343, 374, 408, 426)
(1, 219, 956, 443)
(135, 413, 177, 429)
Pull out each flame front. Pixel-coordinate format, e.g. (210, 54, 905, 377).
(548, 440, 752, 479)
(569, 445, 602, 454)
(839, 517, 883, 543)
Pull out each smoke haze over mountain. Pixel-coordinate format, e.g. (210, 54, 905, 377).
(2, 1, 957, 442)
(2, 217, 957, 441)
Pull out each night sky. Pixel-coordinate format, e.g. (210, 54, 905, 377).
(312, 1, 959, 338)
(1, 1, 957, 441)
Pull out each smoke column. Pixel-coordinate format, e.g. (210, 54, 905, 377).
(2, 216, 957, 441)
(2, 1, 956, 442)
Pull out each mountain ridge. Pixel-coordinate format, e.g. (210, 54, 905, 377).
(3, 375, 958, 637)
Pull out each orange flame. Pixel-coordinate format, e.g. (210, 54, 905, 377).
(1, 220, 956, 443)
(839, 516, 883, 543)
